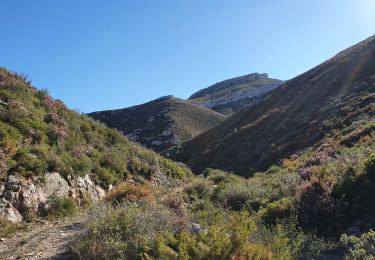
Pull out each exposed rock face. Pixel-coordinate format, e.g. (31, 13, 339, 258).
(0, 173, 105, 223)
(192, 83, 280, 109)
(70, 174, 106, 202)
(0, 199, 23, 223)
(41, 173, 70, 198)
(189, 73, 283, 115)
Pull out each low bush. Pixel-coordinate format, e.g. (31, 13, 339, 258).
(105, 183, 154, 205)
(45, 194, 77, 218)
(341, 230, 375, 259)
(93, 167, 120, 187)
(185, 178, 213, 201)
(9, 147, 48, 178)
(211, 182, 255, 211)
(58, 152, 92, 177)
(364, 152, 375, 177)
(156, 210, 324, 259)
(258, 197, 296, 225)
(72, 200, 325, 259)
(71, 202, 182, 259)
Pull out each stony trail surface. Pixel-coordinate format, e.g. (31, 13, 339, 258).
(0, 213, 87, 260)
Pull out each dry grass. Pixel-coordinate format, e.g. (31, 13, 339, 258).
(105, 182, 155, 204)
(0, 218, 26, 238)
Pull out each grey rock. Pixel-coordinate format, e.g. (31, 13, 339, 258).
(0, 198, 23, 223)
(0, 173, 105, 223)
(191, 223, 201, 234)
(41, 173, 70, 198)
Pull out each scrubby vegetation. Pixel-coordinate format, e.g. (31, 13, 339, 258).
(43, 195, 77, 219)
(72, 201, 325, 259)
(105, 182, 155, 205)
(0, 219, 26, 238)
(1, 53, 375, 260)
(341, 230, 375, 259)
(88, 96, 226, 152)
(0, 68, 191, 189)
(72, 117, 375, 259)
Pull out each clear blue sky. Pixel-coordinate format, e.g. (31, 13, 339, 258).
(1, 0, 375, 112)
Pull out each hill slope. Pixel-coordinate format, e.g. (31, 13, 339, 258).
(168, 35, 375, 177)
(0, 68, 191, 223)
(189, 73, 283, 115)
(88, 96, 226, 152)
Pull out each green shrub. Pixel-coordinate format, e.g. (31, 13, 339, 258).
(185, 178, 213, 200)
(10, 147, 48, 177)
(341, 230, 375, 260)
(100, 151, 129, 179)
(364, 152, 375, 177)
(45, 194, 77, 218)
(12, 117, 47, 138)
(265, 217, 325, 259)
(207, 168, 241, 184)
(71, 202, 181, 259)
(258, 197, 296, 225)
(163, 159, 191, 179)
(128, 156, 153, 179)
(157, 210, 324, 259)
(93, 167, 120, 187)
(0, 121, 21, 146)
(211, 182, 254, 210)
(58, 152, 92, 177)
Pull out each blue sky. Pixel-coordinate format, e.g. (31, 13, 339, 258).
(1, 1, 375, 112)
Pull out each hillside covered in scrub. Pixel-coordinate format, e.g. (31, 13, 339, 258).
(1, 35, 375, 259)
(169, 35, 375, 177)
(0, 68, 191, 223)
(70, 113, 375, 259)
(68, 37, 375, 259)
(89, 96, 226, 152)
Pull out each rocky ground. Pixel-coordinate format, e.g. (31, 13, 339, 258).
(0, 213, 86, 259)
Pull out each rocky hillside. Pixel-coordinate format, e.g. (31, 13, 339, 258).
(2, 38, 375, 259)
(189, 73, 283, 115)
(88, 96, 226, 152)
(0, 69, 191, 223)
(168, 35, 375, 177)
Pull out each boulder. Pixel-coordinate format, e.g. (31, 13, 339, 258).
(41, 172, 70, 198)
(0, 198, 23, 223)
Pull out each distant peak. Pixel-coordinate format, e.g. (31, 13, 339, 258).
(153, 95, 176, 102)
(189, 72, 281, 100)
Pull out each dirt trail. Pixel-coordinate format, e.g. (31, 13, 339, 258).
(0, 184, 187, 260)
(0, 214, 87, 260)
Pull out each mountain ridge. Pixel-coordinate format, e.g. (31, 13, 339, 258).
(88, 96, 226, 152)
(167, 34, 375, 176)
(189, 73, 283, 115)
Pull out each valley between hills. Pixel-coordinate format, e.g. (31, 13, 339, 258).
(0, 35, 375, 259)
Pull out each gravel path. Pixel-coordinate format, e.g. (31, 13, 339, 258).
(0, 214, 86, 260)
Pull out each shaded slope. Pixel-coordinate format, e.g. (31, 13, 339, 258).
(168, 35, 375, 177)
(89, 96, 226, 152)
(189, 73, 283, 115)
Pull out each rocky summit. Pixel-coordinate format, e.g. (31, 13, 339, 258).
(169, 35, 375, 177)
(189, 73, 283, 115)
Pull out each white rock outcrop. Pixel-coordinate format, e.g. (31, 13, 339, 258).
(0, 173, 105, 223)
